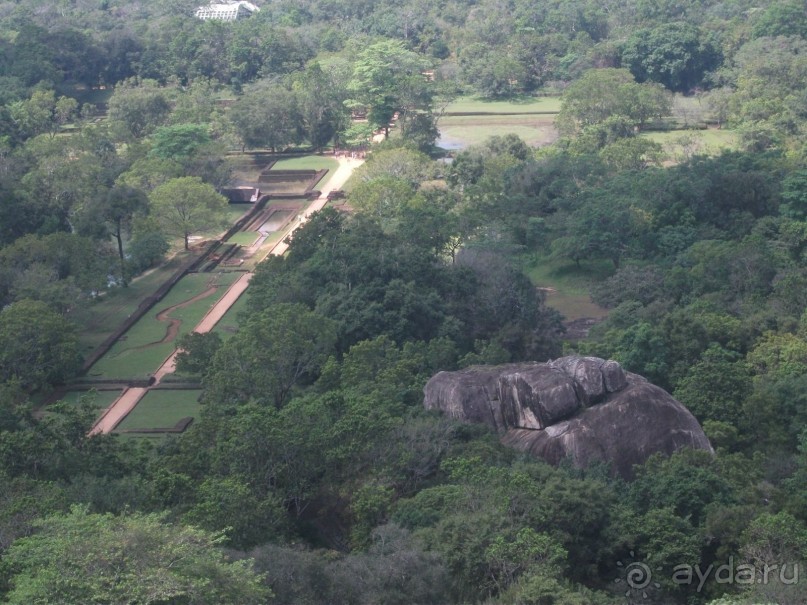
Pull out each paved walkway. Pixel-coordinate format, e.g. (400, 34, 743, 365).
(89, 387, 147, 435)
(89, 157, 361, 435)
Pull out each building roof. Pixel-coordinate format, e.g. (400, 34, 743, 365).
(195, 1, 259, 21)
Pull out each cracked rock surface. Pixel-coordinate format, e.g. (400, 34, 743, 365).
(424, 356, 712, 478)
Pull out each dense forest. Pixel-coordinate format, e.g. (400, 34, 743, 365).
(1, 0, 807, 602)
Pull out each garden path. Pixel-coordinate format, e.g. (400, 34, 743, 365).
(89, 156, 362, 434)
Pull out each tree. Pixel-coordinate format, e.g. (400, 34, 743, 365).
(346, 39, 432, 136)
(78, 185, 149, 285)
(0, 300, 80, 391)
(107, 79, 172, 141)
(348, 175, 416, 231)
(1, 506, 270, 604)
(229, 81, 302, 152)
(752, 1, 807, 39)
(0, 233, 116, 311)
(621, 23, 722, 92)
(292, 62, 350, 150)
(149, 177, 229, 250)
(205, 303, 338, 409)
(459, 44, 528, 99)
(174, 332, 223, 375)
(555, 68, 671, 136)
(149, 124, 212, 160)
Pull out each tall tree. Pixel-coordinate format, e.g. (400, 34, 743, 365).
(78, 185, 149, 285)
(555, 68, 671, 135)
(205, 303, 338, 409)
(0, 300, 80, 391)
(346, 39, 433, 136)
(292, 62, 350, 150)
(149, 177, 229, 250)
(228, 81, 302, 152)
(1, 506, 270, 604)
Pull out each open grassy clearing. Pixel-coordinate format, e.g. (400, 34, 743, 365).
(195, 205, 248, 241)
(70, 253, 196, 354)
(523, 255, 611, 321)
(271, 156, 340, 190)
(87, 272, 240, 379)
(211, 290, 249, 338)
(438, 114, 558, 149)
(226, 231, 260, 246)
(444, 95, 562, 114)
(115, 389, 202, 431)
(57, 389, 122, 411)
(642, 128, 740, 160)
(270, 155, 339, 171)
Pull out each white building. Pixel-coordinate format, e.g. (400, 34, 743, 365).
(195, 1, 259, 21)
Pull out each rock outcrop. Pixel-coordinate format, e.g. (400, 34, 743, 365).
(424, 356, 712, 478)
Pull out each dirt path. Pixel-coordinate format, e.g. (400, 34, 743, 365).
(131, 286, 219, 350)
(90, 158, 362, 435)
(151, 272, 253, 383)
(263, 156, 361, 258)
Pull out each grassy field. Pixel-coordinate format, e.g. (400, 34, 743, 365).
(444, 95, 562, 114)
(271, 155, 340, 190)
(212, 290, 249, 338)
(87, 272, 241, 379)
(227, 231, 260, 246)
(271, 156, 340, 171)
(56, 389, 122, 411)
(70, 253, 196, 354)
(115, 389, 202, 431)
(642, 128, 740, 160)
(524, 255, 611, 321)
(195, 205, 248, 241)
(438, 114, 558, 149)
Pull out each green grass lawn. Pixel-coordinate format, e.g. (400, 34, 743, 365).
(70, 253, 196, 354)
(271, 155, 340, 190)
(642, 128, 739, 160)
(87, 272, 241, 380)
(115, 389, 202, 431)
(56, 389, 121, 411)
(271, 156, 340, 171)
(212, 290, 249, 338)
(196, 205, 248, 241)
(444, 95, 562, 114)
(438, 114, 558, 149)
(523, 255, 611, 321)
(227, 231, 260, 246)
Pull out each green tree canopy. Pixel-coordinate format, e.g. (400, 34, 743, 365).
(621, 23, 721, 92)
(346, 39, 432, 135)
(149, 176, 229, 250)
(556, 68, 671, 136)
(0, 300, 80, 391)
(1, 506, 270, 604)
(205, 302, 338, 409)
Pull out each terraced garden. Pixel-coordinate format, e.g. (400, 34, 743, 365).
(86, 271, 242, 380)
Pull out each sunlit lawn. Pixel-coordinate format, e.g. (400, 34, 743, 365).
(438, 114, 558, 149)
(70, 253, 195, 354)
(523, 255, 611, 321)
(642, 128, 740, 160)
(212, 290, 249, 338)
(226, 231, 260, 245)
(115, 389, 202, 431)
(56, 389, 122, 411)
(444, 95, 562, 114)
(87, 272, 240, 380)
(271, 155, 340, 190)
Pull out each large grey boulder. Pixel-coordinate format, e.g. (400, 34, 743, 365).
(423, 356, 712, 479)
